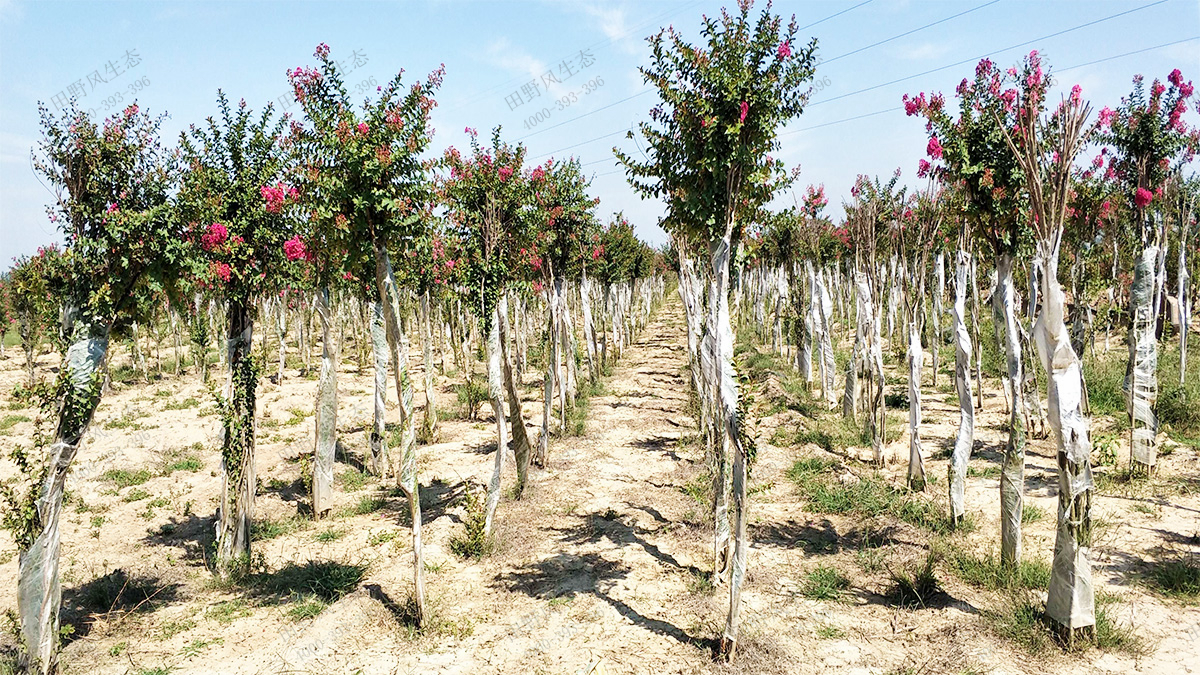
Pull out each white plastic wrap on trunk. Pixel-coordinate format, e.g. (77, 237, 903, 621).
(906, 316, 925, 489)
(1129, 246, 1159, 469)
(539, 279, 558, 467)
(799, 264, 813, 383)
(816, 267, 837, 405)
(369, 301, 389, 476)
(312, 287, 337, 516)
(19, 331, 107, 674)
(994, 253, 1026, 565)
(949, 250, 975, 522)
(419, 290, 438, 440)
(1181, 219, 1191, 385)
(933, 253, 944, 388)
(703, 240, 733, 585)
(483, 303, 507, 537)
(1033, 246, 1095, 630)
(581, 272, 598, 382)
(867, 271, 886, 463)
(499, 294, 532, 491)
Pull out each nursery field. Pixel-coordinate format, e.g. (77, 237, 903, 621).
(0, 294, 1197, 675)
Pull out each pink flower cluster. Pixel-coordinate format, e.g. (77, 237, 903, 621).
(261, 182, 298, 214)
(357, 122, 369, 135)
(106, 202, 119, 214)
(738, 101, 749, 123)
(201, 222, 229, 251)
(530, 166, 546, 182)
(926, 136, 943, 160)
(777, 41, 791, 59)
(1135, 187, 1154, 209)
(283, 235, 312, 262)
(917, 159, 932, 178)
(499, 166, 513, 182)
(209, 261, 232, 283)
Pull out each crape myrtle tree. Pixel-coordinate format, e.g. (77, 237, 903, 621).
(1102, 68, 1197, 472)
(896, 187, 942, 490)
(615, 0, 816, 658)
(940, 183, 978, 525)
(7, 246, 63, 388)
(289, 43, 447, 625)
(996, 50, 1100, 641)
(11, 102, 179, 675)
(441, 127, 536, 526)
(405, 224, 465, 445)
(177, 92, 298, 579)
(843, 172, 904, 464)
(906, 59, 1036, 565)
(525, 158, 601, 468)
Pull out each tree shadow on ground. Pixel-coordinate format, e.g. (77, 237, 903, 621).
(547, 510, 705, 579)
(493, 551, 714, 651)
(749, 518, 907, 555)
(141, 512, 215, 566)
(631, 435, 684, 462)
(60, 568, 184, 643)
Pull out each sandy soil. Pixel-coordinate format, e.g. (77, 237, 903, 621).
(0, 295, 1197, 675)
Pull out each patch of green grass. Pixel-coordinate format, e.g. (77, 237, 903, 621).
(180, 637, 223, 657)
(164, 455, 203, 473)
(284, 407, 309, 427)
(156, 618, 196, 640)
(967, 464, 1002, 479)
(314, 527, 346, 543)
(134, 668, 173, 675)
(124, 488, 151, 502)
(103, 468, 152, 488)
(1083, 351, 1127, 420)
(0, 414, 30, 431)
(337, 468, 371, 492)
(162, 397, 200, 410)
(251, 559, 368, 601)
(205, 599, 251, 625)
(368, 530, 399, 547)
(802, 565, 850, 601)
(251, 515, 307, 540)
(989, 589, 1148, 656)
(455, 376, 489, 420)
(680, 471, 713, 506)
(787, 459, 954, 534)
(1022, 504, 1046, 524)
(337, 494, 387, 518)
(944, 549, 1051, 591)
(887, 554, 943, 609)
(1144, 555, 1200, 601)
(815, 623, 845, 639)
(108, 641, 128, 657)
(449, 488, 492, 559)
(286, 595, 328, 621)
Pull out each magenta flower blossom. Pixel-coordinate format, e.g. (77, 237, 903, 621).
(261, 183, 289, 213)
(1135, 187, 1153, 209)
(284, 235, 309, 261)
(738, 101, 748, 123)
(926, 136, 943, 160)
(1070, 84, 1082, 104)
(499, 166, 513, 181)
(1169, 68, 1184, 87)
(1098, 106, 1116, 128)
(201, 222, 229, 251)
(210, 261, 232, 283)
(777, 41, 791, 59)
(357, 122, 369, 135)
(106, 202, 119, 214)
(530, 166, 545, 182)
(917, 159, 932, 178)
(315, 43, 330, 59)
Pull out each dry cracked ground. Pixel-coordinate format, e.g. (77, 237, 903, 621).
(0, 294, 1198, 675)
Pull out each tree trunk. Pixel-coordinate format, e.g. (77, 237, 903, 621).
(906, 305, 925, 490)
(499, 294, 532, 496)
(949, 249, 975, 524)
(1034, 244, 1096, 637)
(312, 287, 337, 517)
(215, 300, 256, 578)
(419, 290, 438, 442)
(483, 302, 508, 537)
(538, 276, 557, 468)
(373, 245, 424, 626)
(18, 321, 108, 675)
(932, 252, 944, 388)
(581, 271, 599, 383)
(1129, 245, 1161, 471)
(1181, 215, 1191, 386)
(368, 300, 389, 477)
(815, 266, 837, 407)
(995, 253, 1027, 566)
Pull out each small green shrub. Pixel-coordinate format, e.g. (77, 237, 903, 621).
(104, 468, 152, 488)
(455, 377, 489, 420)
(802, 565, 850, 601)
(449, 487, 492, 559)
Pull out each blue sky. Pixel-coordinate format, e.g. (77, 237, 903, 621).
(2, 0, 1198, 264)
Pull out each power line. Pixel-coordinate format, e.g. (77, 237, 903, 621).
(808, 0, 1169, 107)
(799, 0, 875, 31)
(1058, 35, 1198, 73)
(822, 0, 1000, 66)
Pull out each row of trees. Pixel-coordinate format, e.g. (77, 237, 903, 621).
(2, 43, 665, 674)
(620, 0, 1196, 659)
